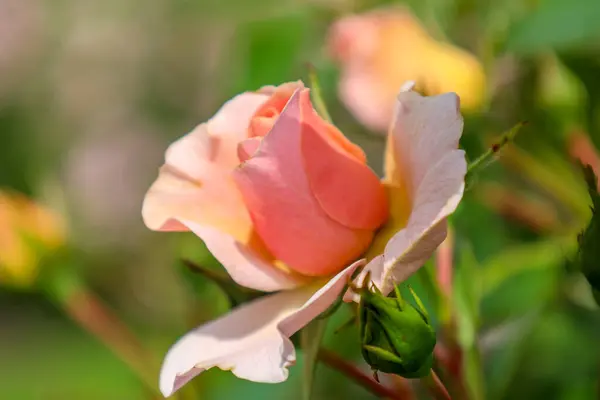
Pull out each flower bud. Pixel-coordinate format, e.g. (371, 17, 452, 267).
(359, 283, 436, 378)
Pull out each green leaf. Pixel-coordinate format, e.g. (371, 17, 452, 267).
(300, 318, 328, 400)
(507, 0, 600, 55)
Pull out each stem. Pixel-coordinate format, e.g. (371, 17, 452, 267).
(390, 376, 415, 400)
(46, 270, 160, 396)
(307, 63, 333, 123)
(318, 348, 407, 400)
(422, 369, 452, 400)
(466, 122, 526, 176)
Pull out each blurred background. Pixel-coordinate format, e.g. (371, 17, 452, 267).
(1, 0, 600, 398)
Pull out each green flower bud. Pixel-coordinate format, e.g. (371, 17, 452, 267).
(359, 283, 436, 378)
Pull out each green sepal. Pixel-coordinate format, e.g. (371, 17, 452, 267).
(363, 345, 404, 364)
(358, 283, 436, 379)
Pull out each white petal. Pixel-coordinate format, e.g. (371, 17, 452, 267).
(159, 261, 361, 397)
(389, 89, 463, 199)
(358, 87, 467, 294)
(376, 150, 466, 294)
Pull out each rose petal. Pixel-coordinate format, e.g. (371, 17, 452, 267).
(339, 68, 395, 133)
(359, 87, 466, 294)
(179, 219, 303, 292)
(159, 261, 361, 397)
(237, 137, 262, 163)
(249, 81, 305, 138)
(300, 93, 388, 230)
(142, 91, 270, 239)
(369, 150, 466, 294)
(142, 126, 252, 240)
(208, 92, 271, 167)
(233, 89, 373, 277)
(328, 8, 485, 132)
(386, 89, 463, 200)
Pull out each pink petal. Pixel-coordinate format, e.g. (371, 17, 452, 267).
(142, 91, 270, 237)
(300, 93, 388, 230)
(233, 90, 373, 277)
(339, 68, 394, 133)
(159, 261, 361, 397)
(142, 125, 252, 240)
(180, 219, 304, 292)
(369, 150, 466, 294)
(361, 87, 466, 294)
(387, 89, 463, 199)
(142, 92, 300, 292)
(237, 137, 262, 163)
(208, 92, 271, 168)
(328, 17, 391, 133)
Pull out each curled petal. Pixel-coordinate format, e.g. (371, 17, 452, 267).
(237, 137, 262, 163)
(208, 92, 271, 167)
(360, 87, 466, 294)
(370, 150, 466, 294)
(159, 261, 361, 397)
(142, 126, 252, 240)
(233, 89, 373, 276)
(300, 93, 388, 230)
(142, 91, 270, 239)
(386, 89, 463, 199)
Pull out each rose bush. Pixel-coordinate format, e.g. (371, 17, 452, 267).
(142, 80, 466, 397)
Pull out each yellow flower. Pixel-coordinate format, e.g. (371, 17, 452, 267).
(328, 7, 486, 131)
(0, 191, 65, 288)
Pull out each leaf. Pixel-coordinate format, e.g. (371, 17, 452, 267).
(300, 318, 328, 400)
(506, 0, 600, 55)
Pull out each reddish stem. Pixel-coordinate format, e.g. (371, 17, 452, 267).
(61, 288, 159, 393)
(318, 348, 408, 400)
(436, 232, 454, 299)
(423, 370, 452, 400)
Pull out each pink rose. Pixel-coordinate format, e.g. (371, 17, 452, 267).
(142, 81, 466, 397)
(327, 7, 486, 132)
(144, 81, 387, 281)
